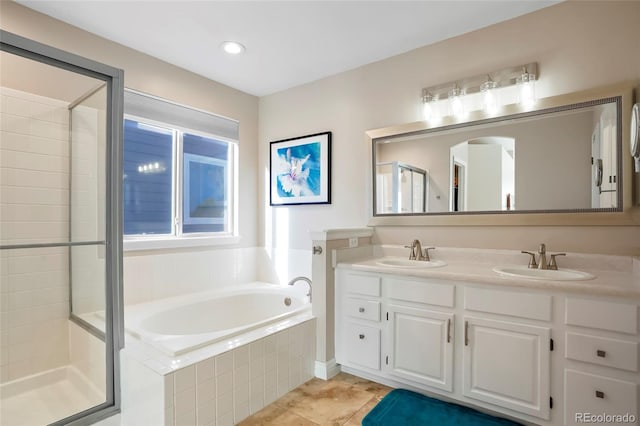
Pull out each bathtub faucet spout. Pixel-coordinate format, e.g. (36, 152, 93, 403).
(288, 276, 312, 302)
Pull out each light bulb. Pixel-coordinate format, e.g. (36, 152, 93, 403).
(517, 70, 536, 108)
(421, 90, 436, 122)
(448, 86, 465, 118)
(422, 101, 433, 121)
(480, 80, 499, 114)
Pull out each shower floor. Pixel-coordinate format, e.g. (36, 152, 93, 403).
(0, 366, 104, 426)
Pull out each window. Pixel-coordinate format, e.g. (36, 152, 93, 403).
(122, 90, 238, 248)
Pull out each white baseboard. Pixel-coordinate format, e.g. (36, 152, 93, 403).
(314, 359, 341, 380)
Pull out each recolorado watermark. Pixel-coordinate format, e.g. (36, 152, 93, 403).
(575, 413, 636, 423)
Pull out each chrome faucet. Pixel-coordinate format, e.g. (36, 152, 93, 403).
(404, 240, 435, 261)
(288, 276, 312, 301)
(537, 243, 547, 270)
(405, 239, 421, 260)
(521, 243, 566, 270)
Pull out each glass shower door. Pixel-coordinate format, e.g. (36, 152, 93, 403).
(0, 30, 123, 426)
(69, 85, 110, 411)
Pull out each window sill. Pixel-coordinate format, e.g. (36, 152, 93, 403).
(123, 235, 241, 252)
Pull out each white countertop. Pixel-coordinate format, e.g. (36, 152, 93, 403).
(335, 245, 640, 299)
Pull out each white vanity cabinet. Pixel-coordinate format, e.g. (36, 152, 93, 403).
(386, 277, 455, 392)
(563, 297, 639, 426)
(462, 287, 552, 420)
(335, 270, 456, 388)
(335, 266, 640, 426)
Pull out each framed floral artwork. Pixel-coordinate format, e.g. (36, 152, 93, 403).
(270, 131, 331, 206)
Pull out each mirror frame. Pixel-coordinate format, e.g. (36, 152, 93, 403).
(367, 82, 639, 226)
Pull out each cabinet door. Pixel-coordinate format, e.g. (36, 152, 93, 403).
(463, 316, 551, 419)
(387, 305, 454, 391)
(345, 322, 381, 370)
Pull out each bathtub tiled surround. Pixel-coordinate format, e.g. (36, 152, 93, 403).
(123, 247, 311, 306)
(118, 318, 316, 426)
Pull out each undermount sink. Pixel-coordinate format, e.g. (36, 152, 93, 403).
(375, 257, 446, 269)
(493, 265, 595, 281)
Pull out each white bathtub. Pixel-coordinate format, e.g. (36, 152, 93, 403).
(125, 282, 312, 356)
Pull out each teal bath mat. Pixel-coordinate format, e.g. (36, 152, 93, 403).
(363, 389, 522, 426)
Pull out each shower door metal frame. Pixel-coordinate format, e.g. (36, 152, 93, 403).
(0, 30, 124, 426)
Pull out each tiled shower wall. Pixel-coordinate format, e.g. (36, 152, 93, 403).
(0, 87, 71, 382)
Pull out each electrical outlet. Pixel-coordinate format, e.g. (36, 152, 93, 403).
(348, 237, 358, 248)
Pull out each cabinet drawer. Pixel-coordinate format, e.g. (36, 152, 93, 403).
(345, 274, 381, 297)
(345, 323, 380, 370)
(345, 298, 380, 322)
(464, 287, 552, 321)
(564, 369, 638, 426)
(387, 278, 454, 307)
(566, 333, 638, 372)
(566, 298, 638, 334)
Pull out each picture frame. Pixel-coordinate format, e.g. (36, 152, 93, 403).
(270, 131, 331, 206)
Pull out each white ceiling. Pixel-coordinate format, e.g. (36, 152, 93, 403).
(18, 1, 559, 97)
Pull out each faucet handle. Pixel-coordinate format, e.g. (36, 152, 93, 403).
(548, 253, 566, 270)
(521, 251, 538, 269)
(422, 247, 435, 261)
(404, 243, 417, 260)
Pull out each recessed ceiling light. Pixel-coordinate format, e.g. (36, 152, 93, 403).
(221, 41, 245, 55)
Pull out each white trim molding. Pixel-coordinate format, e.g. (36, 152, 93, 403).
(314, 359, 341, 380)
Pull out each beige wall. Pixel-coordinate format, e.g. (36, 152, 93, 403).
(259, 1, 640, 254)
(1, 1, 260, 248)
(3, 1, 639, 256)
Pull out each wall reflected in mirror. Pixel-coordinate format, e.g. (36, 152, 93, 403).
(373, 97, 621, 216)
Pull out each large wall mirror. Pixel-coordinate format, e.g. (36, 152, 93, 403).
(369, 84, 636, 225)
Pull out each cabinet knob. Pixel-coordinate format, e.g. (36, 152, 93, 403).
(358, 307, 365, 313)
(359, 334, 365, 340)
(595, 390, 605, 399)
(596, 349, 606, 358)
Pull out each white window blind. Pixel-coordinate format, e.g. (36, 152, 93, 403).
(124, 89, 239, 141)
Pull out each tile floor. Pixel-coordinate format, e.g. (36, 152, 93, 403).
(238, 372, 392, 425)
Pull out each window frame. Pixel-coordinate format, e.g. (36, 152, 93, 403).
(123, 113, 239, 251)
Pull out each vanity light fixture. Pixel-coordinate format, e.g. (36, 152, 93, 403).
(221, 41, 245, 55)
(420, 62, 538, 121)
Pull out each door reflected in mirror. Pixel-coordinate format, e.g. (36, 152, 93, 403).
(450, 137, 515, 212)
(373, 97, 621, 216)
